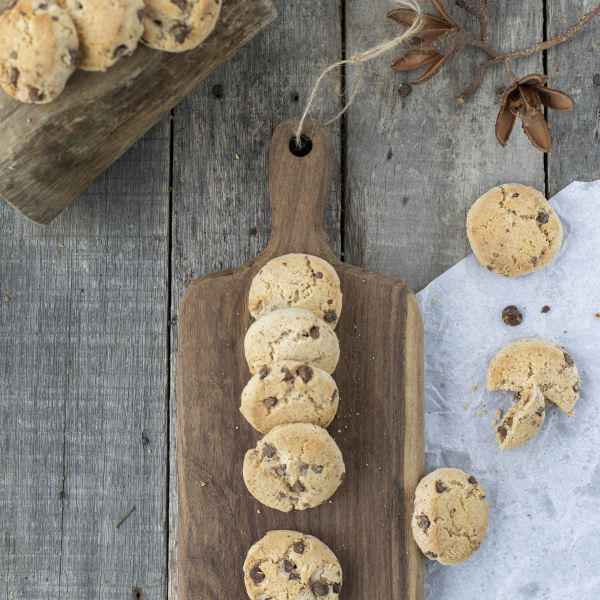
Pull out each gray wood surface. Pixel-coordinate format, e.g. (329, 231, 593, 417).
(1, 1, 599, 598)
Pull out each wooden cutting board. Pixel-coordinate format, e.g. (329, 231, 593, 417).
(0, 0, 275, 225)
(177, 119, 425, 599)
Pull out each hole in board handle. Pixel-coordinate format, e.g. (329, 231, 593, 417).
(289, 134, 313, 157)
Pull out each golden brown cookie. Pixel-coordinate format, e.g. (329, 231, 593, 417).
(466, 183, 562, 276)
(243, 530, 342, 599)
(496, 383, 545, 450)
(411, 468, 488, 565)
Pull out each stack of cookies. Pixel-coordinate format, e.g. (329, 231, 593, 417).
(0, 0, 221, 104)
(240, 253, 345, 598)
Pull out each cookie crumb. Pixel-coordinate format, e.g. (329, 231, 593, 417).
(3, 295, 11, 302)
(491, 419, 497, 426)
(568, 410, 574, 417)
(502, 305, 523, 326)
(495, 409, 502, 418)
(541, 305, 550, 313)
(595, 313, 600, 318)
(200, 481, 206, 487)
(463, 403, 469, 409)
(472, 384, 478, 391)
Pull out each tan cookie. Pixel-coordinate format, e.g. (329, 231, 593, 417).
(56, 0, 144, 71)
(141, 0, 221, 52)
(487, 338, 580, 413)
(466, 183, 562, 276)
(0, 0, 80, 103)
(243, 530, 342, 599)
(496, 383, 545, 450)
(240, 360, 339, 434)
(249, 254, 342, 328)
(412, 468, 488, 565)
(244, 308, 340, 375)
(243, 423, 345, 512)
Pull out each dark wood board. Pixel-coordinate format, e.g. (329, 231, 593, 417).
(177, 119, 425, 599)
(0, 0, 276, 225)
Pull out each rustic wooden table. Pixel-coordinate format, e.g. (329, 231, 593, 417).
(0, 2, 598, 599)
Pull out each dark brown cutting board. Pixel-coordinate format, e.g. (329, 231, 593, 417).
(0, 0, 275, 225)
(177, 119, 425, 599)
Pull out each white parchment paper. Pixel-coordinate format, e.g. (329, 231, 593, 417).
(415, 181, 600, 600)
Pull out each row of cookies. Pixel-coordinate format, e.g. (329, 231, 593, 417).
(240, 254, 345, 598)
(0, 0, 220, 104)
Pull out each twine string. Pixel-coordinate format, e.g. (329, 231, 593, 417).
(294, 0, 424, 145)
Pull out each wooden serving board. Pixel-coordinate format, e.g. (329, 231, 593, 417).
(0, 0, 276, 225)
(177, 119, 425, 599)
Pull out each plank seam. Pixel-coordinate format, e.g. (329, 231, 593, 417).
(340, 0, 348, 263)
(543, 0, 549, 197)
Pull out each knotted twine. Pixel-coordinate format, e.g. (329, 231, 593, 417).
(294, 0, 424, 145)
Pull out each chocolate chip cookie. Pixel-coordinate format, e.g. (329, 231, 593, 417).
(243, 530, 342, 599)
(56, 0, 144, 71)
(243, 423, 345, 512)
(412, 468, 488, 565)
(496, 383, 545, 450)
(240, 360, 339, 434)
(244, 308, 340, 375)
(0, 0, 80, 103)
(249, 254, 343, 328)
(141, 0, 221, 52)
(487, 338, 580, 413)
(466, 183, 562, 276)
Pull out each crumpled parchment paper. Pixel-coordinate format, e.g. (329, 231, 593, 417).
(415, 181, 600, 600)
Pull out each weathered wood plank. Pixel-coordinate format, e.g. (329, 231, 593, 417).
(344, 1, 545, 292)
(547, 0, 600, 194)
(0, 119, 170, 599)
(0, 0, 275, 225)
(169, 3, 343, 597)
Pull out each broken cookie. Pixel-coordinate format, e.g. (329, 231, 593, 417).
(496, 384, 545, 450)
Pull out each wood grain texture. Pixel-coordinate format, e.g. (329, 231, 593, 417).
(177, 120, 424, 599)
(547, 0, 600, 194)
(344, 0, 545, 292)
(169, 2, 343, 596)
(0, 119, 170, 600)
(0, 0, 276, 225)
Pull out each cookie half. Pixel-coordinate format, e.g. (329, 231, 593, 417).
(243, 423, 345, 512)
(467, 183, 562, 276)
(141, 0, 221, 52)
(487, 338, 580, 413)
(249, 253, 343, 328)
(412, 468, 488, 565)
(244, 308, 340, 375)
(243, 530, 342, 599)
(0, 0, 80, 103)
(56, 0, 144, 71)
(496, 384, 545, 450)
(240, 360, 339, 434)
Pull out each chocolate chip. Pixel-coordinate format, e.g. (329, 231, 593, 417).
(573, 382, 580, 393)
(324, 309, 337, 323)
(468, 475, 478, 485)
(531, 256, 538, 264)
(416, 514, 430, 531)
(435, 480, 447, 493)
(311, 580, 329, 596)
(264, 396, 277, 408)
(293, 541, 305, 554)
(1, 0, 16, 15)
(171, 24, 190, 43)
(282, 559, 293, 572)
(262, 443, 276, 458)
(535, 407, 544, 416)
(505, 416, 513, 427)
(514, 391, 522, 400)
(9, 50, 17, 59)
(37, 2, 47, 9)
(502, 305, 522, 327)
(487, 265, 494, 272)
(258, 366, 269, 379)
(541, 305, 550, 313)
(297, 364, 313, 383)
(332, 582, 341, 594)
(274, 465, 287, 477)
(28, 86, 43, 102)
(537, 211, 549, 224)
(309, 326, 320, 338)
(8, 67, 18, 85)
(292, 481, 305, 493)
(498, 426, 507, 439)
(492, 252, 500, 258)
(327, 299, 333, 305)
(113, 44, 128, 58)
(331, 389, 338, 401)
(69, 49, 82, 66)
(279, 492, 286, 498)
(299, 463, 308, 476)
(512, 192, 520, 198)
(171, 0, 186, 9)
(311, 465, 323, 474)
(315, 271, 323, 279)
(278, 368, 293, 383)
(137, 8, 145, 20)
(249, 565, 265, 583)
(564, 352, 574, 365)
(289, 573, 300, 581)
(425, 551, 438, 558)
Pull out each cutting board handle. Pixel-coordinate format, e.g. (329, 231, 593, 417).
(267, 119, 336, 261)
